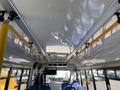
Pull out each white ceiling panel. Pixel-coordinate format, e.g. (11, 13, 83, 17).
(11, 0, 114, 51)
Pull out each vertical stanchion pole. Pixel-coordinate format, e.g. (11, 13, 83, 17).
(103, 69, 111, 90)
(15, 69, 18, 76)
(91, 69, 97, 90)
(76, 70, 79, 81)
(4, 67, 12, 90)
(43, 73, 46, 84)
(26, 69, 28, 75)
(27, 67, 33, 88)
(18, 69, 24, 90)
(0, 11, 18, 73)
(26, 69, 31, 89)
(114, 69, 117, 79)
(69, 70, 72, 81)
(84, 70, 89, 90)
(0, 21, 9, 73)
(80, 70, 83, 87)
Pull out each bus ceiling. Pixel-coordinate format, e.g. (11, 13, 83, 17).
(0, 0, 120, 70)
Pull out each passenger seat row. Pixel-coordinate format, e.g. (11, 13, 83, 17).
(28, 85, 50, 90)
(62, 80, 87, 90)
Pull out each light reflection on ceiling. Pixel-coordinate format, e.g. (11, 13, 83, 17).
(12, 0, 114, 53)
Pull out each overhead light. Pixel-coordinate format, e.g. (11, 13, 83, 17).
(46, 46, 70, 53)
(56, 54, 66, 57)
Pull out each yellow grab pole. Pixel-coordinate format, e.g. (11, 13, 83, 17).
(8, 25, 31, 48)
(0, 21, 9, 73)
(80, 21, 119, 53)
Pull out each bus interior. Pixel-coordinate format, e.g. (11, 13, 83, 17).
(0, 0, 120, 90)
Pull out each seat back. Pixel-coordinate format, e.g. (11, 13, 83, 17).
(72, 80, 80, 90)
(62, 81, 70, 90)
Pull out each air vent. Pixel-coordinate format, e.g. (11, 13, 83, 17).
(58, 64, 62, 66)
(53, 64, 57, 66)
(63, 64, 67, 66)
(48, 63, 67, 67)
(49, 64, 52, 66)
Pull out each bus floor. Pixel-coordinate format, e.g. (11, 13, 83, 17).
(49, 83, 61, 90)
(20, 80, 120, 90)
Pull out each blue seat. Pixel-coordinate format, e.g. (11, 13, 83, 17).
(62, 83, 68, 90)
(62, 81, 71, 90)
(72, 80, 87, 90)
(64, 86, 76, 90)
(71, 80, 80, 90)
(41, 83, 51, 90)
(28, 85, 41, 90)
(42, 86, 50, 90)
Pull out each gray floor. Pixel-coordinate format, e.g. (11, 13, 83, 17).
(50, 83, 61, 90)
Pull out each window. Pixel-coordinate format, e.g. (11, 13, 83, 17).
(46, 70, 70, 83)
(107, 70, 115, 79)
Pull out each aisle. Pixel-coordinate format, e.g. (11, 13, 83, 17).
(50, 83, 61, 90)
